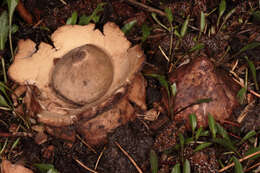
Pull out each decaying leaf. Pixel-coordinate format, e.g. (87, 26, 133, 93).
(1, 160, 33, 173)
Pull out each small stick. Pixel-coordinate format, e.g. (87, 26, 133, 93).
(0, 132, 33, 137)
(74, 158, 98, 173)
(245, 161, 260, 172)
(231, 75, 260, 98)
(16, 1, 33, 24)
(94, 147, 106, 170)
(126, 0, 166, 16)
(219, 150, 260, 172)
(59, 0, 67, 5)
(222, 120, 240, 127)
(76, 135, 97, 154)
(115, 141, 143, 173)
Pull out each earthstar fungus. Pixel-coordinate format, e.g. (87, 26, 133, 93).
(8, 22, 146, 145)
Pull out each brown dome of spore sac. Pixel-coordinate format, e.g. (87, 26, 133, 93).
(51, 44, 114, 105)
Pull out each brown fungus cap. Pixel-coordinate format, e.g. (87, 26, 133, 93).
(8, 22, 145, 126)
(51, 44, 114, 105)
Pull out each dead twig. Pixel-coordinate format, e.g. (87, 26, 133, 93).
(74, 158, 98, 173)
(126, 0, 165, 16)
(231, 76, 260, 98)
(237, 100, 256, 123)
(0, 132, 33, 138)
(76, 134, 97, 154)
(222, 120, 240, 127)
(59, 0, 67, 5)
(115, 141, 143, 173)
(219, 150, 260, 172)
(94, 147, 106, 170)
(229, 70, 260, 98)
(245, 161, 260, 172)
(16, 1, 33, 24)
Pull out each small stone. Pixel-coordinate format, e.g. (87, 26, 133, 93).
(169, 55, 239, 127)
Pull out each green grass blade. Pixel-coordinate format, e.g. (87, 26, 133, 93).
(183, 159, 191, 173)
(213, 138, 238, 154)
(252, 10, 260, 22)
(189, 43, 205, 52)
(185, 137, 195, 145)
(141, 24, 151, 42)
(7, 0, 18, 60)
(208, 114, 217, 139)
(238, 130, 256, 145)
(92, 14, 101, 23)
(245, 146, 260, 160)
(165, 7, 173, 24)
(46, 168, 59, 173)
(195, 127, 203, 140)
(10, 137, 20, 151)
(7, 0, 18, 21)
(151, 13, 169, 31)
(0, 94, 10, 108)
(189, 114, 197, 134)
(216, 123, 230, 141)
(223, 8, 236, 24)
(219, 0, 226, 17)
(170, 83, 177, 97)
(171, 163, 181, 173)
(200, 11, 205, 33)
(89, 2, 106, 21)
(0, 82, 13, 106)
(200, 130, 209, 137)
(179, 133, 185, 149)
(11, 24, 18, 33)
(78, 2, 106, 25)
(78, 15, 90, 25)
(66, 11, 78, 25)
(145, 74, 170, 98)
(34, 163, 59, 173)
(217, 0, 226, 27)
(233, 156, 244, 173)
(180, 15, 190, 38)
(245, 56, 259, 90)
(0, 11, 8, 50)
(150, 149, 158, 173)
(237, 87, 247, 105)
(196, 98, 212, 104)
(121, 20, 137, 34)
(239, 42, 260, 54)
(193, 142, 212, 153)
(0, 138, 8, 155)
(1, 57, 7, 83)
(174, 29, 181, 38)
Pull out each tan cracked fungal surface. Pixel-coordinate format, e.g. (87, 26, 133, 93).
(8, 22, 146, 145)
